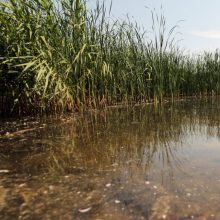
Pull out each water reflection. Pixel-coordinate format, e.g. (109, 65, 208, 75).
(1, 98, 220, 177)
(1, 98, 220, 219)
(43, 99, 220, 175)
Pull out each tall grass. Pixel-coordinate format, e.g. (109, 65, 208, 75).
(1, 0, 220, 115)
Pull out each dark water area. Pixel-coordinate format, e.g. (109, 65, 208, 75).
(1, 98, 220, 219)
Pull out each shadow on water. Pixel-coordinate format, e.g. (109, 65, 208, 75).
(1, 98, 220, 219)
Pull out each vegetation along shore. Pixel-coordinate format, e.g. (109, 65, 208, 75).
(1, 0, 220, 115)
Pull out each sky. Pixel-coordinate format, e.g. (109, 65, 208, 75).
(90, 0, 220, 54)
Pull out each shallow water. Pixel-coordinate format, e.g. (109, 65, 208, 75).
(1, 98, 220, 219)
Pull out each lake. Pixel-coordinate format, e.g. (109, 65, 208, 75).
(1, 98, 220, 219)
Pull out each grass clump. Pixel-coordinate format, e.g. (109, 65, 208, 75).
(1, 0, 220, 115)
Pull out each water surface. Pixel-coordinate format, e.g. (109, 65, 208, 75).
(1, 98, 220, 219)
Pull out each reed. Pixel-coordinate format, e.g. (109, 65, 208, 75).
(1, 0, 220, 115)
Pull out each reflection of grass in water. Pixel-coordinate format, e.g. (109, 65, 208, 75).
(26, 98, 220, 175)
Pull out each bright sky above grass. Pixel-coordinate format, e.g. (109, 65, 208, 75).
(90, 0, 220, 54)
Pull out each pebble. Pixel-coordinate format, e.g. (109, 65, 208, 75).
(49, 185, 55, 191)
(5, 132, 10, 136)
(78, 207, 92, 213)
(115, 200, 121, 204)
(0, 170, 10, 173)
(105, 183, 111, 187)
(18, 183, 27, 188)
(111, 163, 118, 166)
(162, 214, 167, 219)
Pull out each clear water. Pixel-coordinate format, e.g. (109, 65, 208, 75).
(1, 98, 220, 219)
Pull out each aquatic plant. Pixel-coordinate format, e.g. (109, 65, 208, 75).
(1, 0, 220, 115)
